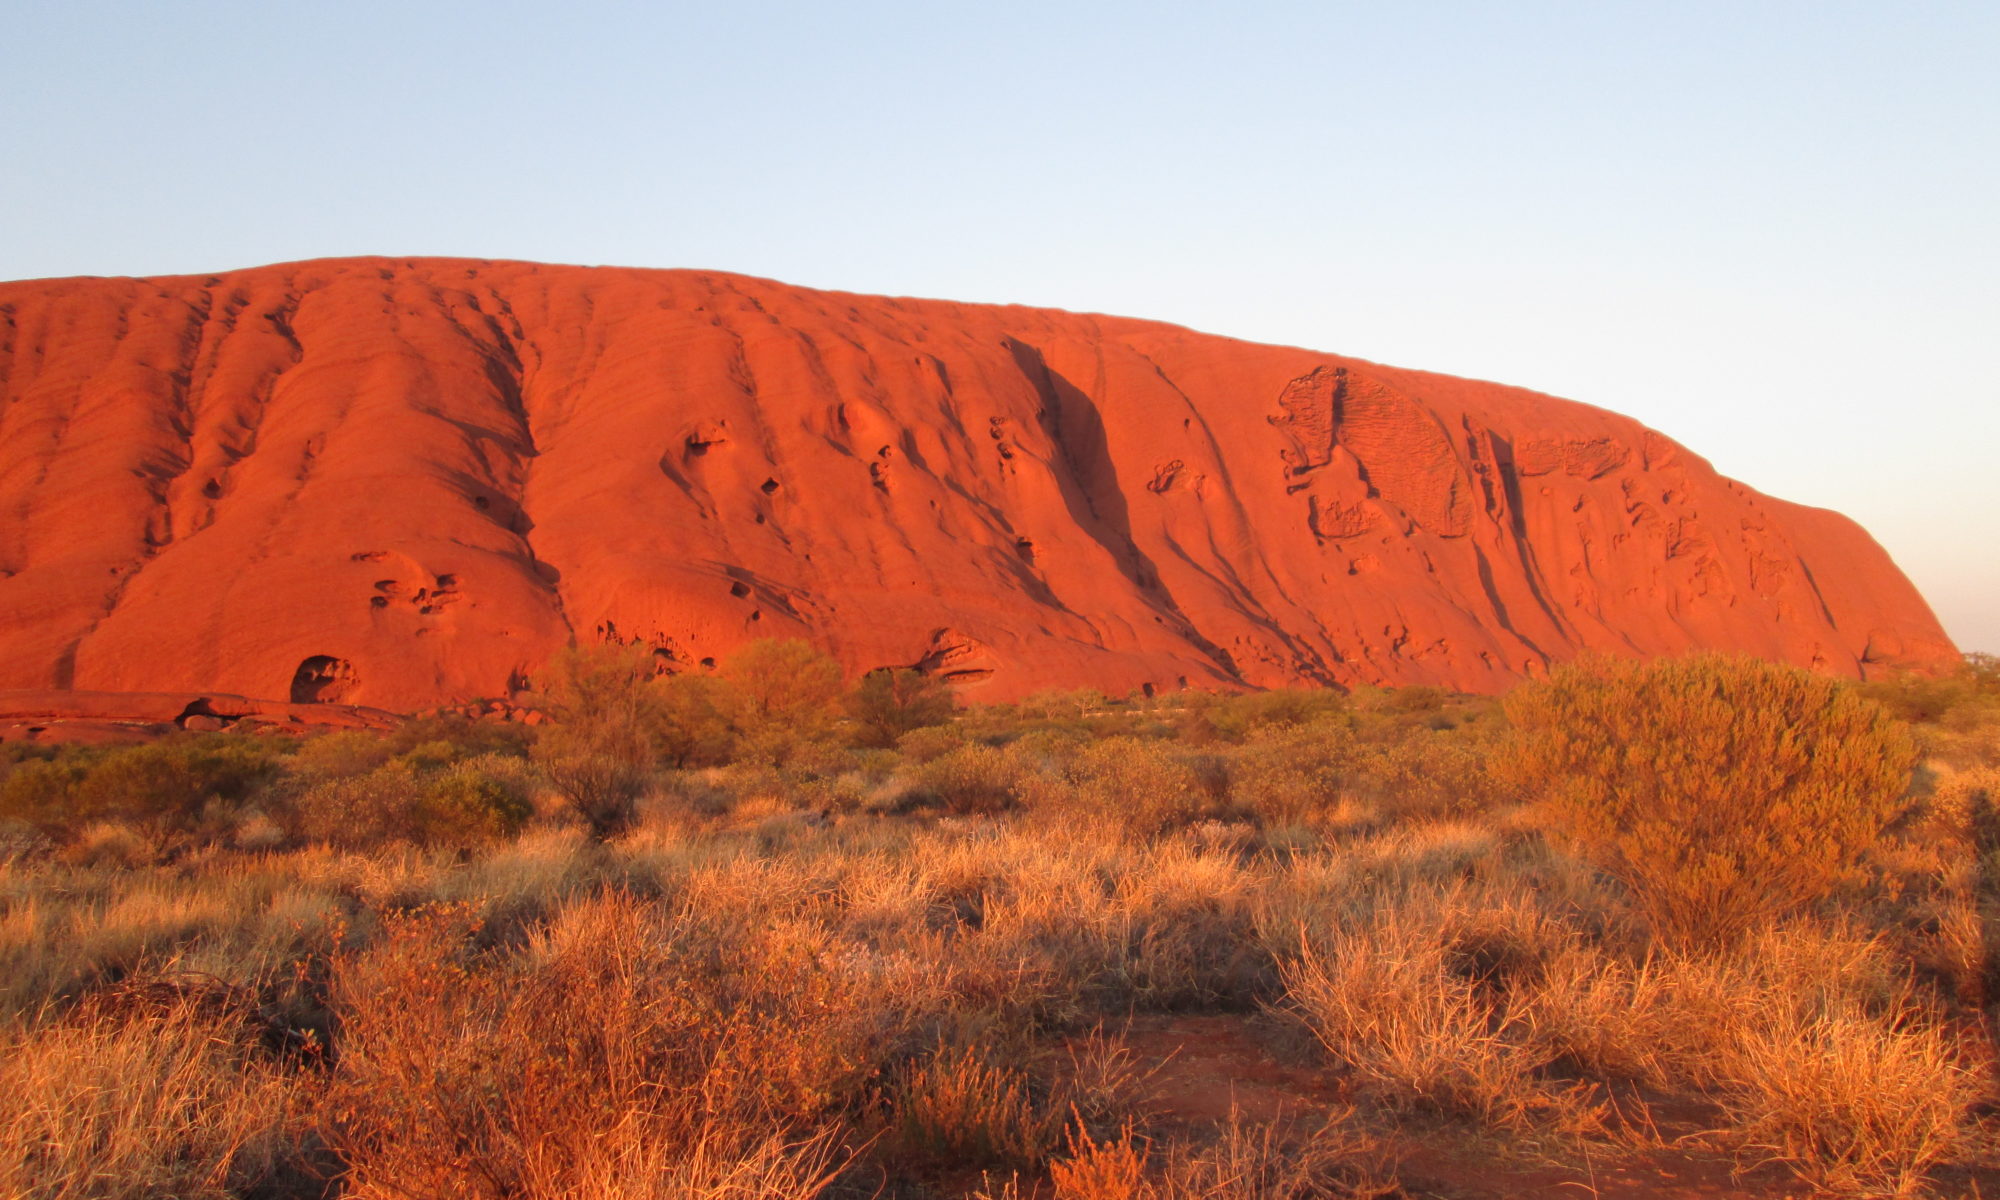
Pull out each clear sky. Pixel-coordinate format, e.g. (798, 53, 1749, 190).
(5, 1, 1994, 651)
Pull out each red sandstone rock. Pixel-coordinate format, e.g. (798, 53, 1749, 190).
(0, 688, 397, 743)
(0, 257, 1959, 710)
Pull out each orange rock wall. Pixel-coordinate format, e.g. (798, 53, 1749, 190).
(0, 257, 1957, 708)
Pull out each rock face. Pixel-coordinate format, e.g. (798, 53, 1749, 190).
(0, 257, 1957, 709)
(0, 689, 397, 745)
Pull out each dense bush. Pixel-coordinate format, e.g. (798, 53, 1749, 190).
(0, 757, 90, 831)
(531, 643, 661, 839)
(1063, 736, 1235, 838)
(1228, 718, 1357, 827)
(718, 638, 846, 761)
(1180, 687, 1347, 745)
(1501, 653, 1918, 947)
(649, 672, 736, 768)
(0, 737, 280, 837)
(846, 667, 956, 748)
(286, 757, 533, 849)
(410, 761, 534, 846)
(908, 743, 1026, 815)
(385, 713, 535, 762)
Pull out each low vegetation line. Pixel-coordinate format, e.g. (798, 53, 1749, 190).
(2, 644, 1996, 1198)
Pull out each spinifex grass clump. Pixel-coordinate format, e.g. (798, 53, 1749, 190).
(1, 654, 1991, 1198)
(1502, 653, 1918, 947)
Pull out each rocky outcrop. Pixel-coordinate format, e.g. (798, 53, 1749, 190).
(0, 689, 396, 744)
(0, 257, 1957, 709)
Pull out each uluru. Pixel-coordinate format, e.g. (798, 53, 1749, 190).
(0, 256, 1958, 713)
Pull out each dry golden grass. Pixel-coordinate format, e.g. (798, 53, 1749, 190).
(1, 666, 1994, 1197)
(1041, 1110, 1394, 1200)
(1276, 885, 1590, 1131)
(892, 1045, 1070, 1166)
(1716, 987, 1975, 1195)
(0, 992, 303, 1199)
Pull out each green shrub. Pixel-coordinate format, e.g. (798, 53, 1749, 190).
(1229, 718, 1358, 826)
(531, 643, 661, 839)
(911, 744, 1024, 815)
(846, 668, 956, 748)
(0, 757, 90, 831)
(1501, 653, 1918, 947)
(411, 763, 533, 846)
(393, 740, 464, 774)
(1064, 736, 1234, 838)
(44, 737, 281, 834)
(1353, 728, 1502, 820)
(718, 639, 845, 730)
(287, 763, 423, 848)
(1182, 687, 1347, 744)
(286, 757, 532, 849)
(386, 714, 535, 761)
(291, 730, 395, 779)
(896, 723, 968, 763)
(1856, 653, 2000, 725)
(1014, 689, 1107, 722)
(648, 672, 737, 767)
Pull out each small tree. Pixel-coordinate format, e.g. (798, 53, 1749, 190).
(650, 672, 737, 768)
(1501, 653, 1917, 947)
(530, 643, 659, 839)
(717, 638, 845, 762)
(720, 638, 845, 724)
(846, 668, 956, 747)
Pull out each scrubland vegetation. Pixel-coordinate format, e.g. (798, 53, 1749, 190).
(3, 644, 1998, 1198)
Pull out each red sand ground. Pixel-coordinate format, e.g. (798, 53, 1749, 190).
(1038, 1014, 1986, 1199)
(0, 257, 1957, 714)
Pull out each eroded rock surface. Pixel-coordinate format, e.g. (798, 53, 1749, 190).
(0, 257, 1957, 708)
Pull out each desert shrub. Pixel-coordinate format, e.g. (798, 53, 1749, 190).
(649, 671, 737, 767)
(1500, 653, 1918, 947)
(718, 637, 845, 745)
(539, 752, 649, 840)
(1350, 727, 1502, 820)
(289, 729, 396, 779)
(0, 756, 90, 831)
(532, 642, 661, 839)
(897, 722, 969, 763)
(1364, 683, 1449, 715)
(390, 738, 463, 774)
(324, 894, 903, 1197)
(34, 737, 283, 835)
(1181, 687, 1348, 745)
(783, 740, 867, 782)
(1229, 718, 1362, 827)
(386, 712, 535, 761)
(411, 760, 534, 847)
(1857, 653, 2000, 725)
(847, 667, 957, 747)
(910, 743, 1027, 815)
(287, 763, 424, 847)
(1016, 688, 1109, 722)
(1061, 738, 1234, 839)
(283, 752, 532, 850)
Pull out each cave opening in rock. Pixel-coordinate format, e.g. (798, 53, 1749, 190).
(290, 655, 357, 704)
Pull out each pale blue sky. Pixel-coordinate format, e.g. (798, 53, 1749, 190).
(5, 1, 1995, 650)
